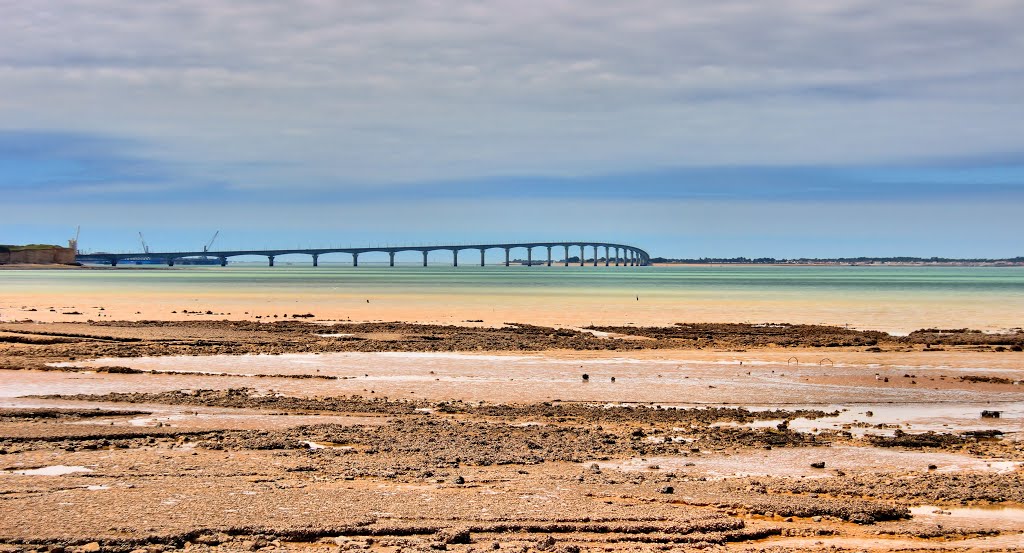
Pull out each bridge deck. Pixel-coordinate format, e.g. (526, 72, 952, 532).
(77, 241, 650, 267)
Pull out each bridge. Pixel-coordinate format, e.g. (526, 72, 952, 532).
(77, 242, 651, 267)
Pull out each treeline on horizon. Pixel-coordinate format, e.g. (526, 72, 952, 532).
(651, 256, 1024, 264)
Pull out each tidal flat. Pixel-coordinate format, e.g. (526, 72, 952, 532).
(0, 318, 1022, 552)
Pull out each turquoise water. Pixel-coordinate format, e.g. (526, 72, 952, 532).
(2, 265, 1022, 332)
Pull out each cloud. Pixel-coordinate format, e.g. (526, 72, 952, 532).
(0, 0, 1022, 187)
(2, 1, 1023, 256)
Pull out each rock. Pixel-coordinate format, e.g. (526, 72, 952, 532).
(194, 534, 226, 546)
(848, 512, 875, 525)
(81, 544, 101, 553)
(981, 410, 1001, 418)
(536, 535, 557, 551)
(436, 528, 471, 545)
(659, 486, 674, 494)
(811, 516, 822, 522)
(452, 475, 465, 485)
(810, 462, 826, 469)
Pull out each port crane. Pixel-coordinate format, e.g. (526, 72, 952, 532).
(138, 232, 150, 254)
(203, 231, 219, 253)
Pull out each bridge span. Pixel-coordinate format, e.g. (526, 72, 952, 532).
(77, 242, 651, 268)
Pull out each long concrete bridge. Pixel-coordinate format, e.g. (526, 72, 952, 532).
(77, 242, 651, 267)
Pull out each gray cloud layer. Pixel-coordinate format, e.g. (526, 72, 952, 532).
(2, 0, 1024, 186)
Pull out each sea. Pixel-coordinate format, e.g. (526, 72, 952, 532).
(1, 264, 1022, 334)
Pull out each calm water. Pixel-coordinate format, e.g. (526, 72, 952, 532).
(2, 264, 1022, 333)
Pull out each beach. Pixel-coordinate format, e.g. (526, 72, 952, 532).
(1, 304, 1023, 552)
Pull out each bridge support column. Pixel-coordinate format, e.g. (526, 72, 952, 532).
(452, 250, 458, 267)
(579, 245, 585, 266)
(480, 248, 486, 267)
(605, 246, 610, 266)
(220, 257, 228, 267)
(389, 252, 396, 267)
(422, 251, 428, 267)
(352, 253, 359, 267)
(615, 248, 620, 266)
(167, 258, 175, 267)
(630, 251, 635, 266)
(110, 259, 118, 267)
(593, 245, 599, 266)
(564, 245, 570, 266)
(546, 246, 552, 266)
(268, 256, 275, 267)
(312, 254, 318, 267)
(504, 248, 510, 267)
(526, 247, 532, 266)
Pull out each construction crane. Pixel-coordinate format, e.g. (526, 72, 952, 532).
(138, 232, 150, 254)
(203, 231, 220, 253)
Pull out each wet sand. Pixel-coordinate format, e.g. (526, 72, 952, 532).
(1, 320, 1023, 552)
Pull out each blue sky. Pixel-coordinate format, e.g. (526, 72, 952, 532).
(2, 1, 1023, 258)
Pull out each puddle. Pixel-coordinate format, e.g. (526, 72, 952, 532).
(757, 534, 1024, 550)
(2, 465, 93, 476)
(301, 441, 353, 451)
(911, 504, 1024, 523)
(0, 398, 387, 432)
(37, 351, 1024, 410)
(712, 403, 1024, 437)
(595, 446, 1022, 478)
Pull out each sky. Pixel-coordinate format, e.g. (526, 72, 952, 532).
(2, 0, 1023, 258)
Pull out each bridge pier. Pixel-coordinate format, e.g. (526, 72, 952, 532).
(82, 242, 650, 270)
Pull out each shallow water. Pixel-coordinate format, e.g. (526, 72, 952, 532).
(0, 398, 387, 431)
(3, 265, 1023, 333)
(594, 446, 1021, 478)
(1, 465, 93, 476)
(46, 351, 1024, 418)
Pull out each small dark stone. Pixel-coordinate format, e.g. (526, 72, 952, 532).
(981, 410, 1001, 418)
(659, 486, 674, 494)
(452, 475, 465, 485)
(810, 461, 826, 469)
